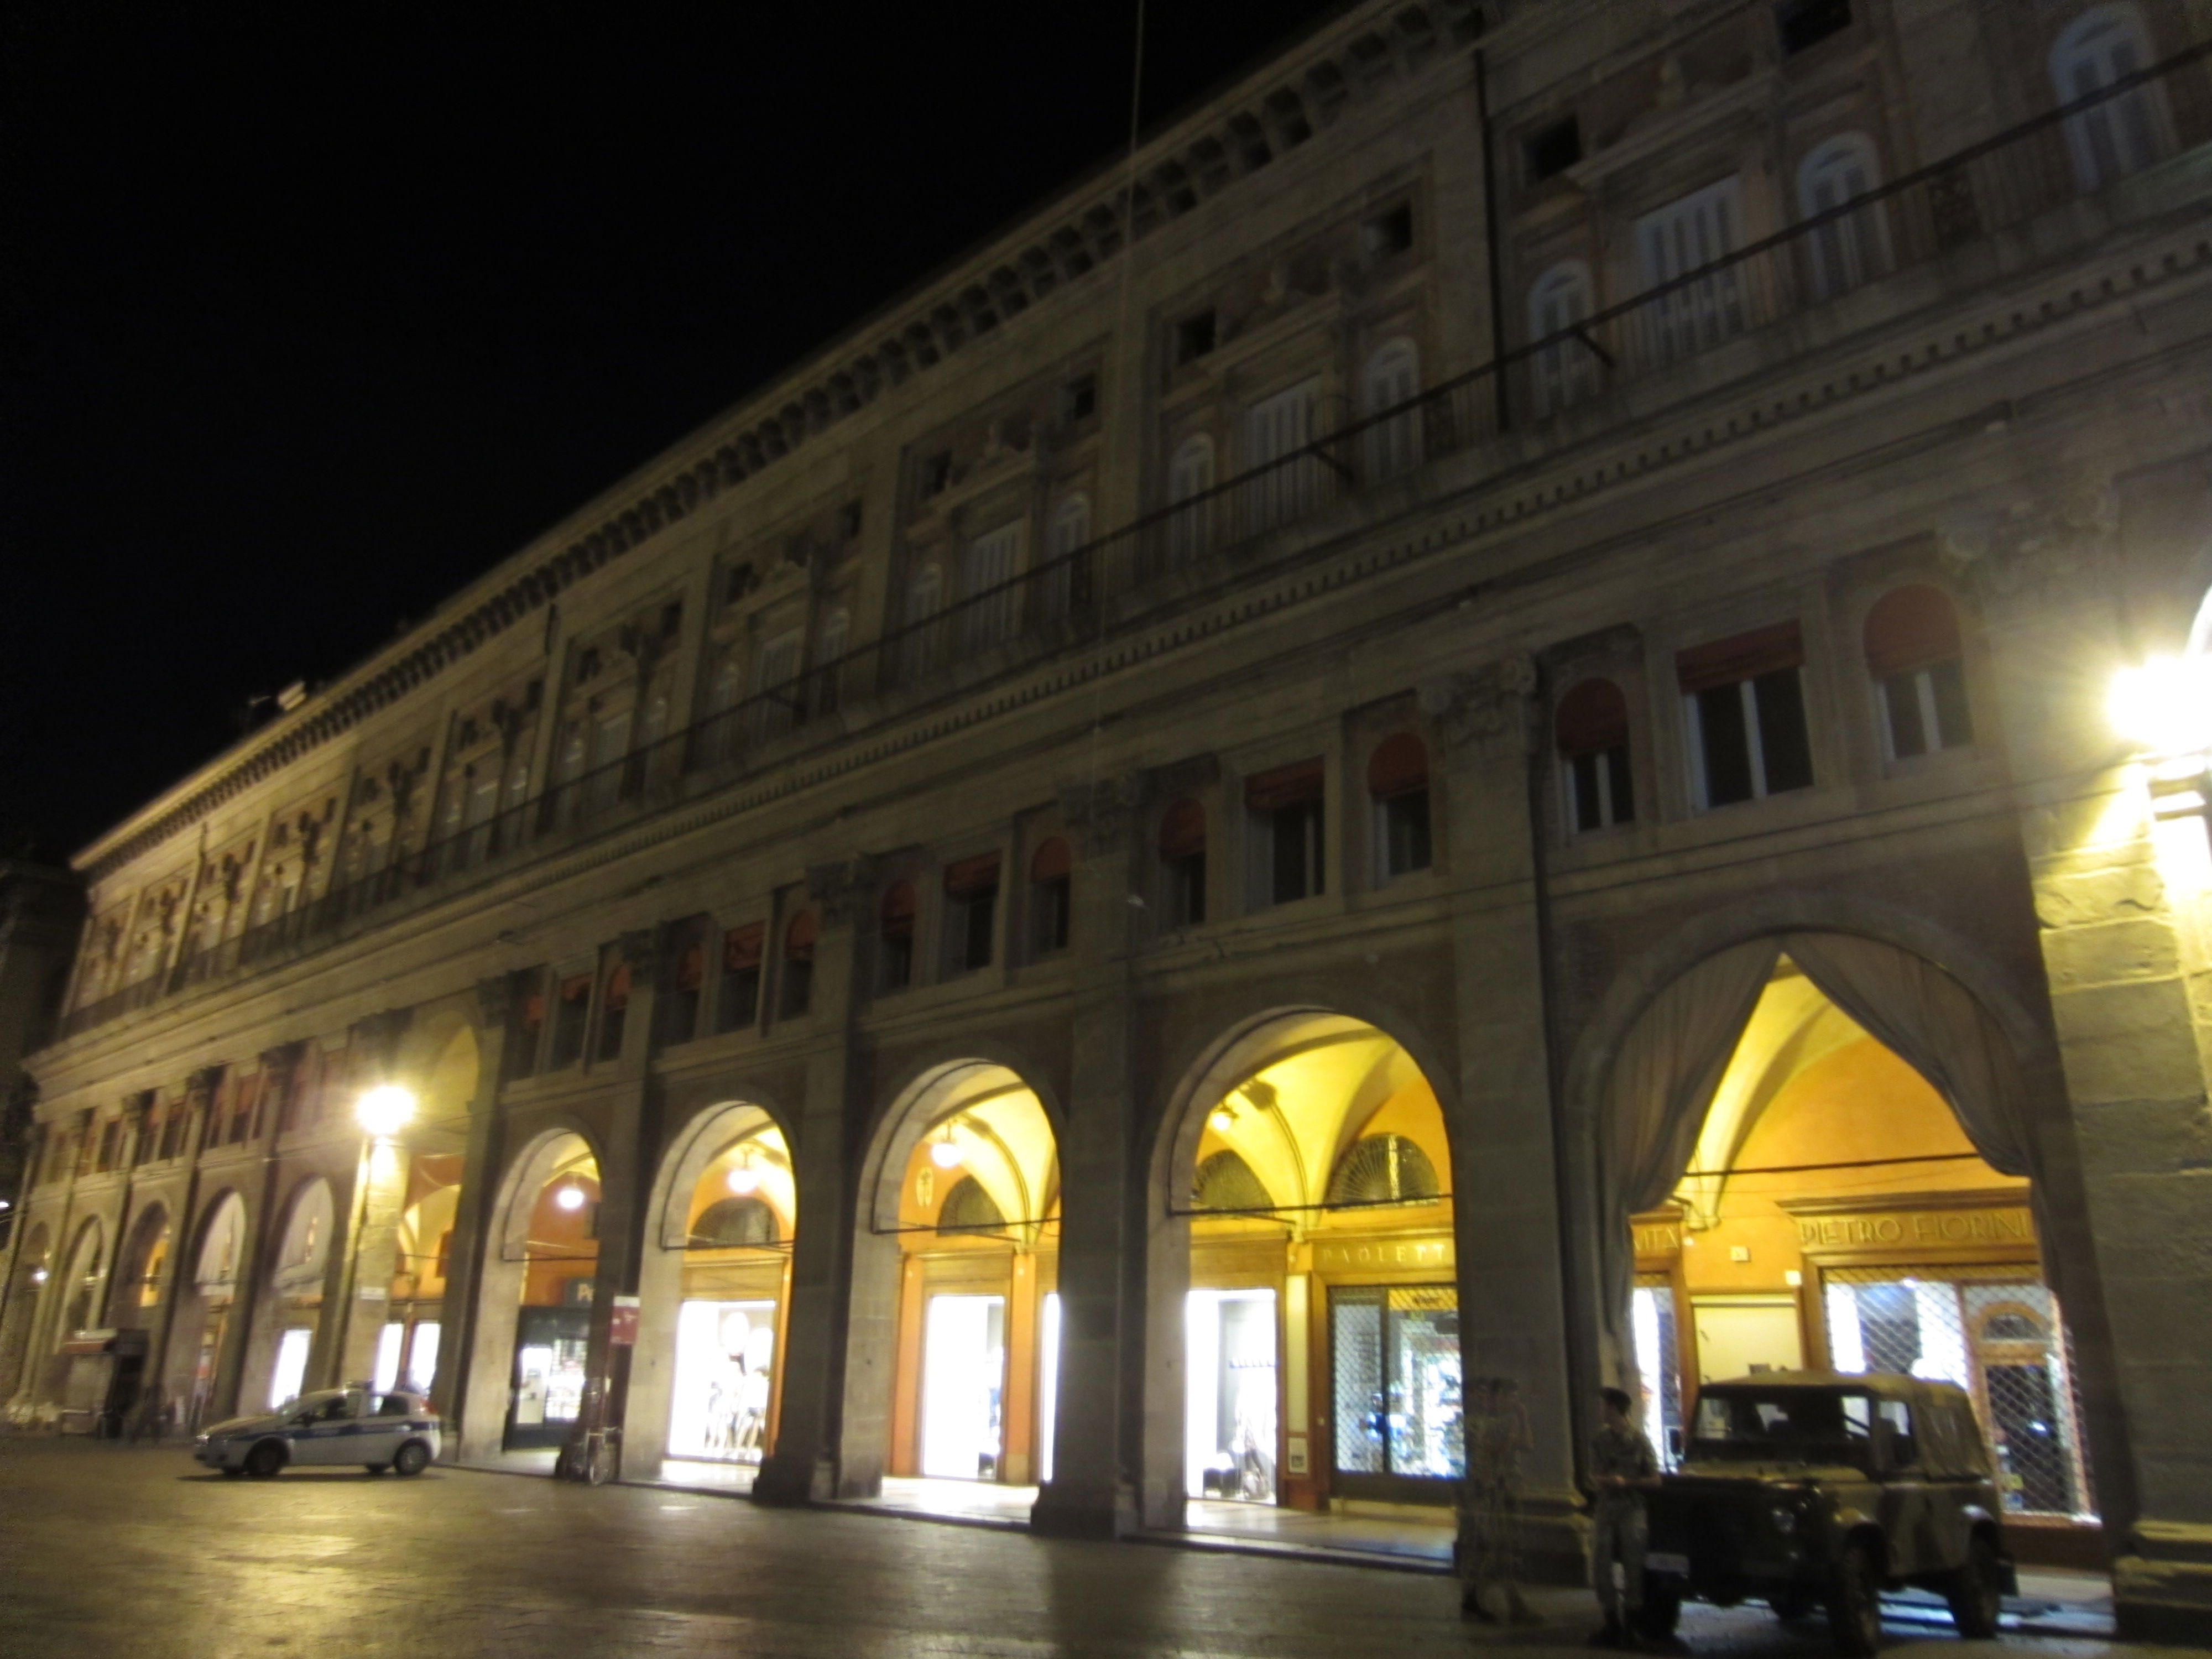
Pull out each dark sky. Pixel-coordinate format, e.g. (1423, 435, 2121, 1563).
(2, 1, 1349, 861)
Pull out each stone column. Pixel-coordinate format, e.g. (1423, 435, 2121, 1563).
(432, 978, 514, 1444)
(1034, 773, 1146, 1539)
(213, 1047, 299, 1420)
(758, 858, 870, 1504)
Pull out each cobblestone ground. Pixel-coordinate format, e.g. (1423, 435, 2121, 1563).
(0, 1439, 2187, 1659)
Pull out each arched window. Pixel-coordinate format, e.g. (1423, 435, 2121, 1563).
(1798, 133, 1890, 299)
(1366, 733, 1432, 878)
(960, 522, 1023, 653)
(815, 609, 849, 716)
(1325, 1134, 1441, 1206)
(1556, 678, 1635, 832)
(2052, 4, 2173, 190)
(1528, 261, 1599, 416)
(1167, 435, 1214, 567)
(1193, 1149, 1273, 1212)
(1363, 339, 1423, 481)
(751, 632, 803, 744)
(938, 1175, 1006, 1235)
(1864, 585, 1973, 759)
(899, 566, 943, 682)
(779, 909, 817, 1020)
(879, 881, 916, 993)
(1159, 797, 1207, 926)
(1029, 838, 1072, 956)
(1046, 494, 1090, 619)
(692, 1196, 779, 1248)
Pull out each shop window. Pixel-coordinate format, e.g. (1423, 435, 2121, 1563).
(1329, 1285, 1463, 1488)
(941, 853, 1000, 975)
(550, 974, 593, 1068)
(1678, 623, 1814, 808)
(1366, 733, 1432, 879)
(879, 882, 917, 993)
(1777, 0, 1850, 55)
(1326, 1134, 1441, 1206)
(596, 962, 630, 1062)
(1029, 839, 1071, 957)
(1798, 133, 1889, 299)
(1556, 678, 1636, 832)
(1635, 178, 1745, 363)
(507, 972, 546, 1080)
(1167, 435, 1215, 566)
(1192, 1149, 1271, 1213)
(1528, 261, 1598, 416)
(1524, 116, 1582, 182)
(1865, 585, 1973, 760)
(778, 911, 817, 1020)
(2051, 4, 2173, 191)
(664, 937, 705, 1045)
(718, 924, 764, 1032)
(1159, 798, 1208, 926)
(692, 1197, 779, 1248)
(1363, 340, 1422, 482)
(938, 1175, 1006, 1235)
(1246, 760, 1326, 909)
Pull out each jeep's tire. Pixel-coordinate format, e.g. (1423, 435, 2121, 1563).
(1638, 1577, 1683, 1640)
(243, 1440, 286, 1479)
(1770, 1590, 1819, 1622)
(1945, 1535, 2003, 1640)
(392, 1441, 430, 1477)
(1828, 1542, 1884, 1657)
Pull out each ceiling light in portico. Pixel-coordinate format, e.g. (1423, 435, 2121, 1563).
(727, 1149, 760, 1196)
(1208, 1104, 1237, 1134)
(554, 1181, 587, 1212)
(930, 1121, 964, 1169)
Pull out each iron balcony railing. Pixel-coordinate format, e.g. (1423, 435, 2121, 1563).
(61, 40, 2212, 1041)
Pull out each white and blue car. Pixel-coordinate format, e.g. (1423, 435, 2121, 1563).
(194, 1386, 440, 1478)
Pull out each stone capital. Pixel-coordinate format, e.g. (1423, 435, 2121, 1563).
(1420, 655, 1537, 756)
(1056, 771, 1149, 856)
(805, 857, 876, 927)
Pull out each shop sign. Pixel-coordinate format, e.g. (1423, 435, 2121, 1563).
(608, 1295, 640, 1347)
(1633, 1219, 1682, 1258)
(1790, 1203, 2034, 1253)
(1310, 1235, 1452, 1272)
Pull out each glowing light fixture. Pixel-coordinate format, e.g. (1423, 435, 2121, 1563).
(1208, 1104, 1237, 1134)
(930, 1120, 963, 1169)
(2110, 655, 2212, 758)
(554, 1180, 588, 1213)
(30, 1267, 48, 1285)
(354, 1083, 417, 1139)
(726, 1149, 761, 1196)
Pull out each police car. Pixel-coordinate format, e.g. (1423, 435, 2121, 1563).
(194, 1386, 440, 1478)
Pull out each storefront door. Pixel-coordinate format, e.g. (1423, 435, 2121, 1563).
(505, 1306, 589, 1450)
(667, 1299, 778, 1463)
(1326, 1284, 1462, 1504)
(919, 1294, 1004, 1480)
(1185, 1288, 1277, 1502)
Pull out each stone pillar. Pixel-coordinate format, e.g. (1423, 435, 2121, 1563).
(433, 978, 514, 1446)
(213, 1047, 299, 1420)
(1033, 774, 1146, 1539)
(759, 859, 870, 1504)
(1430, 658, 1586, 1582)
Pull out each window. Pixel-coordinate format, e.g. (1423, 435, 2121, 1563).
(550, 973, 593, 1068)
(1864, 585, 1973, 759)
(718, 924, 764, 1032)
(1046, 495, 1089, 619)
(507, 978, 545, 1080)
(587, 704, 632, 810)
(1327, 1134, 1442, 1204)
(1363, 341, 1422, 482)
(665, 937, 704, 1045)
(838, 499, 863, 544)
(959, 523, 1022, 653)
(2051, 4, 2173, 190)
(693, 1197, 778, 1248)
(1367, 734, 1432, 878)
(1528, 261, 1599, 416)
(597, 962, 630, 1061)
(1160, 797, 1208, 926)
(899, 566, 944, 681)
(1364, 202, 1415, 259)
(1029, 839, 1071, 956)
(1524, 117, 1582, 183)
(920, 451, 954, 498)
(1557, 679, 1636, 832)
(1193, 1149, 1272, 1212)
(815, 609, 849, 716)
(1777, 0, 1850, 55)
(1062, 373, 1098, 423)
(779, 911, 817, 1020)
(96, 1117, 120, 1172)
(1679, 623, 1815, 808)
(1167, 436, 1215, 566)
(879, 881, 916, 993)
(1174, 309, 1218, 365)
(750, 633, 803, 744)
(941, 854, 1000, 975)
(1635, 178, 1745, 363)
(1243, 377, 1321, 531)
(1246, 760, 1326, 907)
(1798, 134, 1888, 299)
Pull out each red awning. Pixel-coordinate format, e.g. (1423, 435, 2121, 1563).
(943, 852, 1003, 896)
(1863, 585, 1962, 679)
(1555, 677, 1630, 757)
(1158, 799, 1207, 859)
(1365, 733, 1430, 800)
(1676, 621, 1804, 694)
(1029, 837, 1071, 882)
(1245, 759, 1324, 812)
(723, 924, 765, 971)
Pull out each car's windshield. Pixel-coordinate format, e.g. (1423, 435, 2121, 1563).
(1692, 1389, 1875, 1464)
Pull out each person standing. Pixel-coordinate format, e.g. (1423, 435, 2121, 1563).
(1459, 1377, 1540, 1624)
(1589, 1385, 1661, 1647)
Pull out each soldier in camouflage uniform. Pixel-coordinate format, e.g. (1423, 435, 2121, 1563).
(1589, 1385, 1660, 1647)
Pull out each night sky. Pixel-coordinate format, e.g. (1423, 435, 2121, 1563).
(2, 2, 1349, 862)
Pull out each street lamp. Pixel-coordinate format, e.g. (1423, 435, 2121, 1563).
(2111, 655, 2212, 820)
(355, 1083, 417, 1140)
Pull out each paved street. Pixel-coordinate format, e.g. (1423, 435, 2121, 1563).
(0, 1440, 2185, 1659)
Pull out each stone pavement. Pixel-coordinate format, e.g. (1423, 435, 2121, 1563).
(0, 1439, 2193, 1659)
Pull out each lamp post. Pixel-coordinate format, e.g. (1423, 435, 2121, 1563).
(334, 1084, 415, 1391)
(2110, 653, 2212, 822)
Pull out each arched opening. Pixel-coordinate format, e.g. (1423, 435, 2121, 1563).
(373, 1018, 476, 1403)
(1158, 1011, 1459, 1533)
(628, 1102, 795, 1486)
(253, 1176, 334, 1411)
(58, 1216, 107, 1343)
(500, 1133, 601, 1451)
(851, 1061, 1060, 1498)
(172, 1192, 247, 1429)
(109, 1204, 171, 1326)
(1593, 936, 2096, 1551)
(0, 1222, 53, 1403)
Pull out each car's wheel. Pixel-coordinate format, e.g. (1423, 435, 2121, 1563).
(1638, 1577, 1684, 1640)
(1945, 1535, 2004, 1640)
(1770, 1590, 1819, 1623)
(219, 1465, 247, 1479)
(392, 1441, 430, 1478)
(243, 1441, 286, 1479)
(1828, 1542, 1884, 1657)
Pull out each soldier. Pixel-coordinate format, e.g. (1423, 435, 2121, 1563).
(1459, 1376, 1539, 1624)
(1589, 1385, 1660, 1647)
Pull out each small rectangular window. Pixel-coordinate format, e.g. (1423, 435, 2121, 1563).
(1777, 0, 1851, 56)
(1881, 660, 1973, 760)
(1166, 852, 1207, 927)
(1063, 374, 1098, 423)
(1364, 202, 1415, 259)
(942, 854, 1001, 975)
(550, 974, 593, 1068)
(1568, 748, 1636, 832)
(838, 500, 864, 543)
(1524, 117, 1583, 184)
(1680, 625, 1814, 808)
(920, 452, 954, 498)
(506, 974, 546, 1081)
(662, 940, 704, 1046)
(1175, 310, 1218, 366)
(1378, 789, 1433, 877)
(1030, 875, 1071, 956)
(719, 925, 764, 1032)
(1246, 761, 1327, 908)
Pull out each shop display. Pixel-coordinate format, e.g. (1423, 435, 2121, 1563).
(920, 1294, 1004, 1480)
(667, 1299, 778, 1463)
(1185, 1288, 1277, 1502)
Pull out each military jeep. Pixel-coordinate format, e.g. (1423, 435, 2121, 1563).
(1641, 1372, 2016, 1655)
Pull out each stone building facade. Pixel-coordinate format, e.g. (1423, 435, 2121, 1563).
(7, 0, 2212, 1639)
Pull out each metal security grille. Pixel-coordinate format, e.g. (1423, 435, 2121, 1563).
(1329, 1285, 1464, 1481)
(1822, 1266, 2096, 1520)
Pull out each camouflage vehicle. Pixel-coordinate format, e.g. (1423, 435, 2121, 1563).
(1641, 1372, 2016, 1655)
